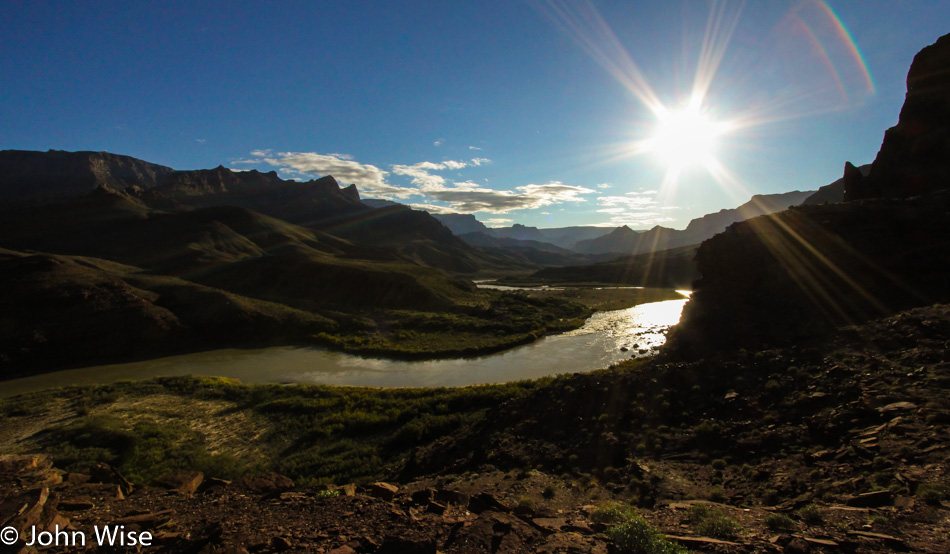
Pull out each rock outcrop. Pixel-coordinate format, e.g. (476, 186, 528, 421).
(668, 33, 950, 357)
(846, 32, 950, 200)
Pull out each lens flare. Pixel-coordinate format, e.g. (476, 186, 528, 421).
(536, 0, 874, 201)
(648, 103, 732, 170)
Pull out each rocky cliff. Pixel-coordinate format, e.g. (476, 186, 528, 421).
(846, 33, 950, 200)
(668, 33, 950, 358)
(0, 150, 174, 203)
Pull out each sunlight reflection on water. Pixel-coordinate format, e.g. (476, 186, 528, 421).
(2, 294, 690, 395)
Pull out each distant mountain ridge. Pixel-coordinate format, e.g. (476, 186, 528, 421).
(434, 190, 816, 258)
(574, 189, 816, 255)
(431, 214, 611, 250)
(0, 150, 174, 203)
(0, 149, 519, 275)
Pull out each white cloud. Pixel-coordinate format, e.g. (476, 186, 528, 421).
(595, 190, 673, 227)
(196, 138, 206, 144)
(250, 151, 416, 198)
(469, 145, 482, 150)
(410, 203, 458, 214)
(597, 183, 611, 189)
(434, 138, 444, 147)
(235, 151, 596, 216)
(423, 181, 594, 214)
(606, 213, 675, 227)
(484, 218, 512, 227)
(392, 163, 448, 191)
(598, 195, 657, 209)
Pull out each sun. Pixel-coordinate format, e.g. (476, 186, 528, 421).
(649, 104, 731, 170)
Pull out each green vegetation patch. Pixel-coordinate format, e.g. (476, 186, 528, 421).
(591, 502, 687, 554)
(689, 504, 743, 540)
(2, 375, 544, 486)
(312, 291, 592, 359)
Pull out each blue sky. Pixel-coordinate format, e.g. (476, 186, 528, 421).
(2, 1, 948, 229)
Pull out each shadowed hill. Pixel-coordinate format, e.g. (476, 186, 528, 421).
(0, 188, 474, 311)
(458, 232, 589, 267)
(526, 244, 699, 289)
(666, 195, 950, 356)
(321, 204, 519, 274)
(0, 248, 335, 374)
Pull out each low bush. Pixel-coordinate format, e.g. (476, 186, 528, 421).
(591, 503, 687, 554)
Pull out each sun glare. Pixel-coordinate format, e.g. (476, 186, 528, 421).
(649, 104, 730, 170)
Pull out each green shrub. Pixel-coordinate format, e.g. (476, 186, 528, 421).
(764, 513, 795, 532)
(690, 504, 742, 540)
(593, 503, 686, 554)
(798, 504, 823, 525)
(917, 483, 949, 505)
(591, 502, 637, 525)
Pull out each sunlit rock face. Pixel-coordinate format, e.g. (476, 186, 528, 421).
(667, 34, 950, 359)
(846, 32, 950, 201)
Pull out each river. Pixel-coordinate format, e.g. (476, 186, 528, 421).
(1, 292, 690, 397)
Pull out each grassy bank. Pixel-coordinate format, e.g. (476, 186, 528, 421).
(0, 375, 544, 486)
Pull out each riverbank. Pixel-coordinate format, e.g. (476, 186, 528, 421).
(310, 286, 685, 359)
(1, 274, 684, 379)
(0, 295, 691, 396)
(2, 303, 947, 552)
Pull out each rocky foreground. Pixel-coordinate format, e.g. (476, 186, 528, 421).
(2, 303, 948, 553)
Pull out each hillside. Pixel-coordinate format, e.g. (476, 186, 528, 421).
(1, 301, 947, 552)
(0, 248, 335, 375)
(0, 165, 579, 373)
(523, 244, 700, 289)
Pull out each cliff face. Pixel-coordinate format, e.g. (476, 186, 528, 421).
(141, 167, 367, 225)
(846, 33, 950, 200)
(667, 33, 950, 358)
(0, 150, 174, 203)
(0, 151, 369, 226)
